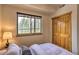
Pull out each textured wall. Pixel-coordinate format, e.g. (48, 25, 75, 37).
(77, 5, 79, 55)
(51, 4, 78, 54)
(0, 5, 2, 49)
(0, 5, 2, 39)
(2, 5, 51, 46)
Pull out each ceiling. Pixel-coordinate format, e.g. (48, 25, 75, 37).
(9, 4, 65, 15)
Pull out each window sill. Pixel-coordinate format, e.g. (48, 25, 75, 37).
(16, 33, 42, 37)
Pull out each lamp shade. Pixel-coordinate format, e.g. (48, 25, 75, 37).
(3, 32, 12, 39)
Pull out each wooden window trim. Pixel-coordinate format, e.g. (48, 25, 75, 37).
(17, 12, 42, 18)
(16, 33, 42, 37)
(16, 12, 42, 37)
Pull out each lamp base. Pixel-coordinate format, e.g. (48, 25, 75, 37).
(5, 39, 9, 48)
(5, 43, 9, 48)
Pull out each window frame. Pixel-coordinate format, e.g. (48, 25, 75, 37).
(16, 12, 42, 36)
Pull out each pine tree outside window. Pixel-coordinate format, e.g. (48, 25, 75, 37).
(17, 12, 42, 36)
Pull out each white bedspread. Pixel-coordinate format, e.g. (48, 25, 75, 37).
(30, 43, 73, 55)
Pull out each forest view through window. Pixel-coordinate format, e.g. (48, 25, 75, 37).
(17, 12, 42, 36)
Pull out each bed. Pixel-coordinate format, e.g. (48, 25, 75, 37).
(29, 43, 73, 55)
(0, 43, 73, 55)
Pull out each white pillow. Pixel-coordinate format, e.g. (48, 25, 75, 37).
(30, 44, 46, 55)
(40, 43, 62, 55)
(4, 44, 22, 55)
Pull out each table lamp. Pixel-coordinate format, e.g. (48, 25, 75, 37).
(3, 32, 12, 48)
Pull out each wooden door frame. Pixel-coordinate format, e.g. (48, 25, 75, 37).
(51, 12, 72, 52)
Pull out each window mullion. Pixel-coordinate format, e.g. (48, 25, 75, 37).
(17, 12, 42, 36)
(30, 16, 32, 34)
(34, 17, 36, 33)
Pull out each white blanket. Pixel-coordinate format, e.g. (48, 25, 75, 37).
(4, 44, 22, 55)
(30, 43, 73, 55)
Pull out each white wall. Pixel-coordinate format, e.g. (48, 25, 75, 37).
(51, 4, 78, 54)
(0, 5, 2, 49)
(2, 5, 51, 46)
(77, 5, 79, 54)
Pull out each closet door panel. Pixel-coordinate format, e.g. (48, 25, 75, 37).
(52, 13, 72, 51)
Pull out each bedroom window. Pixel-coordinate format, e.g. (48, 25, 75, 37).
(17, 12, 42, 36)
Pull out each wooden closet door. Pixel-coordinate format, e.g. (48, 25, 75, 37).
(52, 12, 72, 51)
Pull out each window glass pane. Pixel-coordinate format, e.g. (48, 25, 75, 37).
(31, 16, 35, 33)
(17, 13, 42, 35)
(18, 16, 31, 34)
(35, 17, 41, 33)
